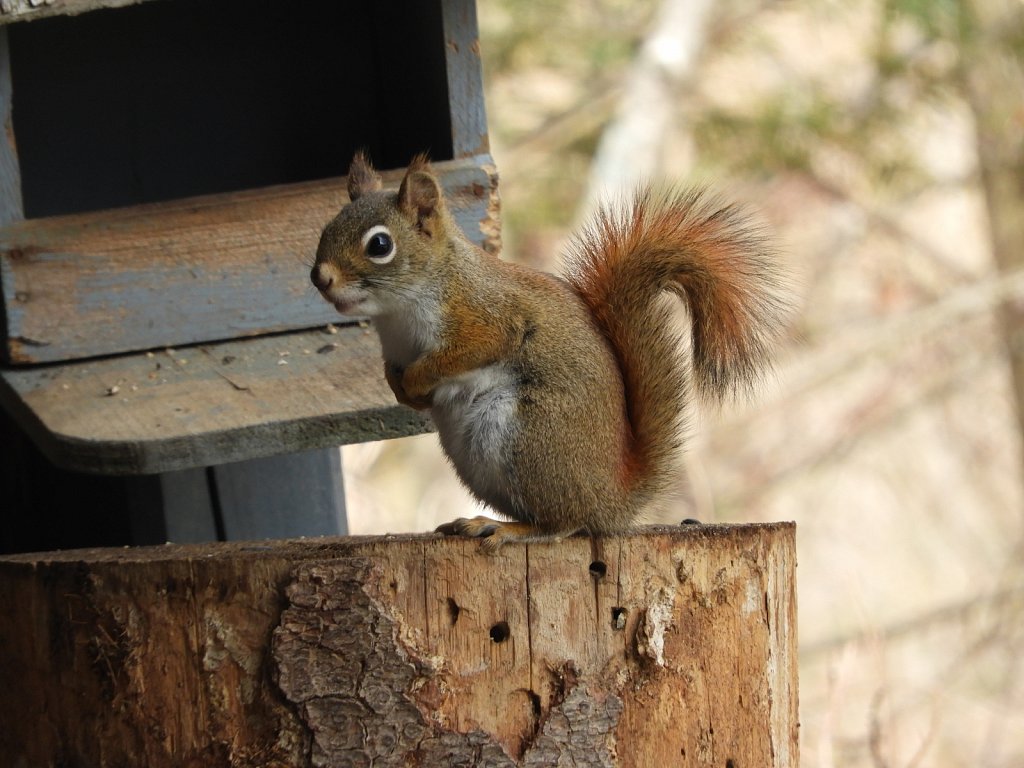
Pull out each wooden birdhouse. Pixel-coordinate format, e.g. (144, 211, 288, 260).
(0, 0, 498, 548)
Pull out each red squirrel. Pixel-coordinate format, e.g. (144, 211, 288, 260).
(311, 154, 788, 550)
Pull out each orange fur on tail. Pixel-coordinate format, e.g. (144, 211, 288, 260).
(564, 189, 787, 500)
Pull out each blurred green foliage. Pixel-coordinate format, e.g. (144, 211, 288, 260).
(693, 1, 977, 195)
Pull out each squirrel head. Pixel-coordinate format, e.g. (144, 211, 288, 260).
(311, 152, 449, 316)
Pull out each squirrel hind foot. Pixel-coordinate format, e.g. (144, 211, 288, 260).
(436, 515, 501, 539)
(436, 516, 577, 553)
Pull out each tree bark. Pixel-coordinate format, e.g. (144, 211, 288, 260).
(0, 524, 797, 767)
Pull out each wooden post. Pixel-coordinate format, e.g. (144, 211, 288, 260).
(0, 523, 798, 767)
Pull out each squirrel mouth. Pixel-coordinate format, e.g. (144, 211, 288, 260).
(333, 299, 362, 313)
(333, 296, 367, 315)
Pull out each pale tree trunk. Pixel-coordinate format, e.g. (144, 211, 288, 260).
(961, 0, 1024, 495)
(580, 0, 715, 215)
(579, 0, 718, 521)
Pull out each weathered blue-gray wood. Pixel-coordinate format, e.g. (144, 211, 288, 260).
(0, 30, 21, 227)
(126, 454, 348, 543)
(159, 469, 221, 541)
(0, 0, 495, 553)
(442, 0, 490, 158)
(125, 468, 219, 544)
(0, 0, 149, 24)
(0, 324, 434, 476)
(0, 156, 498, 364)
(212, 448, 347, 540)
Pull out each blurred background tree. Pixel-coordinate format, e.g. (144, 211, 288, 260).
(344, 0, 1024, 764)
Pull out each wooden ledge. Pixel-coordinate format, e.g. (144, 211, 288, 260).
(0, 523, 798, 767)
(0, 154, 496, 473)
(0, 0, 152, 24)
(0, 155, 498, 364)
(0, 322, 433, 474)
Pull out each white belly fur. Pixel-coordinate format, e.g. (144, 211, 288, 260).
(430, 364, 518, 502)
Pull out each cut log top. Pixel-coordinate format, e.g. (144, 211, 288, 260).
(0, 523, 799, 767)
(0, 520, 788, 564)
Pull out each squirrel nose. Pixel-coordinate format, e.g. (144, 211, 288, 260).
(310, 263, 334, 291)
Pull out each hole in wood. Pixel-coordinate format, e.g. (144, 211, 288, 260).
(589, 560, 607, 579)
(528, 689, 542, 718)
(726, 760, 736, 768)
(446, 597, 461, 627)
(489, 621, 510, 643)
(611, 607, 627, 630)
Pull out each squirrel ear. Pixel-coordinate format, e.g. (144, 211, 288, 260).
(347, 151, 382, 201)
(398, 155, 444, 232)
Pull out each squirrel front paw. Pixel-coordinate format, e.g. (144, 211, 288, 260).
(384, 363, 432, 410)
(399, 362, 439, 404)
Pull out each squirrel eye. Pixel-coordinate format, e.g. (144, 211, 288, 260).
(361, 225, 395, 264)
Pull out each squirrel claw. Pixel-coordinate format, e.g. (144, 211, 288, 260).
(437, 516, 511, 553)
(436, 516, 500, 539)
(436, 517, 566, 553)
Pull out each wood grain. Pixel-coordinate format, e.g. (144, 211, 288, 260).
(0, 30, 21, 227)
(442, 0, 490, 158)
(0, 155, 498, 364)
(0, 523, 799, 767)
(0, 0, 152, 24)
(0, 323, 433, 474)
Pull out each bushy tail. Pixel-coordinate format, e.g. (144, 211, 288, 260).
(564, 188, 788, 500)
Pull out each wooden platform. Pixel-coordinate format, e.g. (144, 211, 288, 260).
(0, 523, 799, 767)
(0, 0, 156, 23)
(0, 323, 433, 475)
(0, 155, 498, 476)
(0, 0, 493, 547)
(0, 157, 498, 364)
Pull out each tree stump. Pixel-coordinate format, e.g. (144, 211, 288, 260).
(0, 523, 798, 767)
